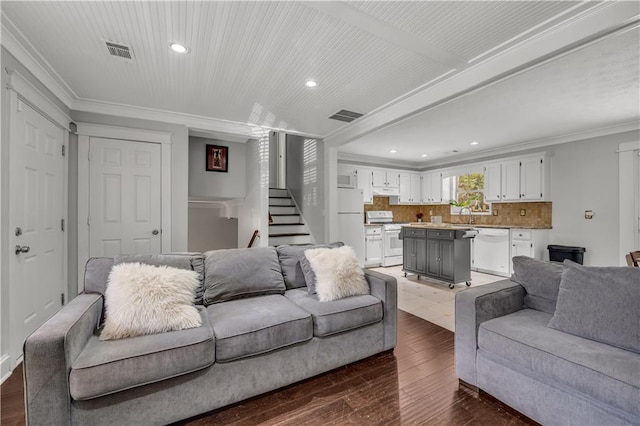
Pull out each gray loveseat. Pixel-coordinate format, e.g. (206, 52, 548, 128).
(24, 245, 397, 425)
(455, 257, 639, 425)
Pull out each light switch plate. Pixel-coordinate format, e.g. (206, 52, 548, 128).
(520, 209, 526, 216)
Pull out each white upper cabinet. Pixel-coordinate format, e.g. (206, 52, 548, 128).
(484, 163, 502, 202)
(520, 156, 545, 200)
(501, 160, 522, 201)
(421, 171, 443, 204)
(355, 168, 373, 204)
(483, 154, 548, 202)
(372, 170, 399, 188)
(398, 172, 421, 204)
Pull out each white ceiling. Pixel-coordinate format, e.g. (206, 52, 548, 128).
(1, 1, 638, 165)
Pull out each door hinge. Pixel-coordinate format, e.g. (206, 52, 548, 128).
(87, 216, 91, 226)
(61, 293, 65, 306)
(61, 218, 65, 231)
(88, 150, 91, 161)
(62, 144, 66, 157)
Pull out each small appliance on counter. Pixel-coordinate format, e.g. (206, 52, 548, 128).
(366, 211, 407, 267)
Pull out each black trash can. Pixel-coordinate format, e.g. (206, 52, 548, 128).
(547, 245, 586, 265)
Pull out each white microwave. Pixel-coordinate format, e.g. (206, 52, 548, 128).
(337, 172, 356, 188)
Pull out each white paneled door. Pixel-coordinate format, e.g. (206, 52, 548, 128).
(89, 137, 162, 257)
(9, 100, 65, 363)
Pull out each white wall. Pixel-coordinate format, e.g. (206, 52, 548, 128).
(547, 130, 639, 266)
(0, 48, 72, 381)
(70, 111, 189, 253)
(286, 134, 325, 243)
(188, 136, 246, 200)
(237, 137, 269, 248)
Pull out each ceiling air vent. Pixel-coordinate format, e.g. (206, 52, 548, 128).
(105, 41, 135, 62)
(329, 109, 364, 123)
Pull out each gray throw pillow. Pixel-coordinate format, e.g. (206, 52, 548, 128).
(276, 244, 316, 289)
(301, 242, 344, 294)
(511, 256, 563, 314)
(203, 247, 285, 305)
(548, 261, 640, 353)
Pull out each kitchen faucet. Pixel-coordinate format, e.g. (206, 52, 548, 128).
(459, 206, 474, 224)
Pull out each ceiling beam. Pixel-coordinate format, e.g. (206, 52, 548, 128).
(324, 1, 640, 147)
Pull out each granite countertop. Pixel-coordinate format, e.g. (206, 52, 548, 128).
(404, 223, 552, 230)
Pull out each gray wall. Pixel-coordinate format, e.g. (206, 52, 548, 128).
(1, 48, 72, 379)
(188, 137, 246, 200)
(547, 130, 638, 266)
(70, 111, 190, 255)
(286, 134, 325, 243)
(188, 206, 238, 252)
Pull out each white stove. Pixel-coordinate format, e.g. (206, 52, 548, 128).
(366, 211, 406, 267)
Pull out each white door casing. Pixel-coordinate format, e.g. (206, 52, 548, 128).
(76, 123, 172, 293)
(8, 98, 66, 366)
(89, 137, 161, 257)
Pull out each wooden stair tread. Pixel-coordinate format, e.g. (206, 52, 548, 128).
(269, 196, 292, 199)
(269, 223, 305, 226)
(269, 233, 310, 237)
(270, 213, 300, 216)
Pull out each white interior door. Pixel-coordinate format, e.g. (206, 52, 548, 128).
(9, 100, 65, 363)
(89, 137, 162, 257)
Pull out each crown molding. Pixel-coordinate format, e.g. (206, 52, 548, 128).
(1, 13, 76, 107)
(324, 1, 640, 147)
(337, 152, 423, 171)
(75, 122, 173, 144)
(6, 68, 72, 129)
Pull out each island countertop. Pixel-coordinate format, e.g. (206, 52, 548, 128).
(403, 223, 552, 230)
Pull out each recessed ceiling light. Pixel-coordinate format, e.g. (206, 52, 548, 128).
(389, 149, 397, 153)
(421, 154, 428, 157)
(305, 80, 317, 88)
(170, 42, 189, 53)
(470, 141, 479, 145)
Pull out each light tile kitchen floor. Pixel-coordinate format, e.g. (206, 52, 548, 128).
(369, 265, 505, 332)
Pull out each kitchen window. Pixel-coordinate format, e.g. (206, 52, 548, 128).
(444, 172, 491, 214)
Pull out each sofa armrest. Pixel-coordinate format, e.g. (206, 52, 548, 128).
(23, 293, 103, 425)
(365, 269, 397, 351)
(454, 279, 524, 386)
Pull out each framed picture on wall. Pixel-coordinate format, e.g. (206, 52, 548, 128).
(206, 144, 228, 173)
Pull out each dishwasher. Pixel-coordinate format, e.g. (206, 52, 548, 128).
(472, 228, 510, 277)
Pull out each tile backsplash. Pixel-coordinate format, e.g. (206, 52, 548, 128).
(364, 197, 552, 228)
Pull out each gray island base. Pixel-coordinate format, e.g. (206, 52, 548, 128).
(399, 225, 476, 289)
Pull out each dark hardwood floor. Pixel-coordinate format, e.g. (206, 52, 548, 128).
(1, 310, 536, 425)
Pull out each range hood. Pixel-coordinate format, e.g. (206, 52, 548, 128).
(372, 186, 400, 196)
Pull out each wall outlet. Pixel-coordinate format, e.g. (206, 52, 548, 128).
(585, 210, 593, 219)
(492, 209, 498, 216)
(429, 210, 433, 215)
(520, 209, 526, 216)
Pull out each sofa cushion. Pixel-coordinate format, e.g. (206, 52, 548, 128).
(548, 261, 640, 353)
(478, 309, 640, 417)
(203, 247, 285, 305)
(276, 242, 343, 290)
(70, 308, 214, 401)
(207, 295, 312, 362)
(115, 253, 206, 304)
(285, 289, 383, 337)
(511, 256, 563, 314)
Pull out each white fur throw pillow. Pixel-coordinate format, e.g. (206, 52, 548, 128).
(101, 262, 202, 340)
(304, 245, 369, 302)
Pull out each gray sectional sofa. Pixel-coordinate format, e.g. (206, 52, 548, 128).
(23, 245, 397, 425)
(455, 257, 639, 426)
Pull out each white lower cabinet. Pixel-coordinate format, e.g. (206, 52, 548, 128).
(365, 226, 383, 267)
(509, 229, 549, 274)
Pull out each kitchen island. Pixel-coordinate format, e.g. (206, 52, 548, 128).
(399, 224, 476, 289)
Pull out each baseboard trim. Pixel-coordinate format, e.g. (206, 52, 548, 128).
(0, 354, 12, 385)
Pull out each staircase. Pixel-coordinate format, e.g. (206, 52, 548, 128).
(268, 188, 314, 246)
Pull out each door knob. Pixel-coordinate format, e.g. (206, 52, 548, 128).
(15, 245, 30, 255)
(152, 229, 159, 235)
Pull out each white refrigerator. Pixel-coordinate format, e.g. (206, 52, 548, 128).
(337, 188, 365, 266)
